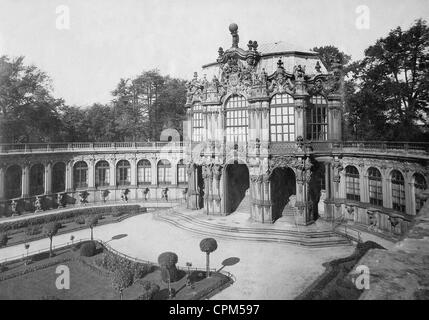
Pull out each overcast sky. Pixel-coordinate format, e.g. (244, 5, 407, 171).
(0, 0, 428, 107)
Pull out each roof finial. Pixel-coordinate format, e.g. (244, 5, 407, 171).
(229, 23, 239, 48)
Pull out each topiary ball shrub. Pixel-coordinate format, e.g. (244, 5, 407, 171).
(80, 241, 97, 257)
(158, 252, 179, 283)
(74, 216, 85, 225)
(0, 233, 8, 247)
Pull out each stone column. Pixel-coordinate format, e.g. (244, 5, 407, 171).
(202, 165, 211, 214)
(294, 98, 306, 139)
(88, 159, 95, 189)
(360, 164, 369, 202)
(402, 171, 412, 215)
(328, 97, 342, 141)
(260, 101, 270, 143)
(0, 165, 5, 200)
(294, 158, 314, 225)
(382, 168, 392, 208)
(109, 159, 116, 187)
(186, 163, 199, 210)
(44, 161, 52, 194)
(65, 160, 74, 192)
(130, 157, 137, 187)
(172, 160, 178, 186)
(21, 163, 30, 197)
(212, 164, 222, 214)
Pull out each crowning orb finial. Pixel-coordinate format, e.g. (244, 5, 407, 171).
(229, 23, 238, 33)
(229, 23, 239, 48)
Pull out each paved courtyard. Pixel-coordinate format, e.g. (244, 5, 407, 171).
(0, 211, 355, 299)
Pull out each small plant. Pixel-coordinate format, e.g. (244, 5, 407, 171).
(85, 215, 99, 240)
(79, 241, 97, 257)
(43, 222, 60, 257)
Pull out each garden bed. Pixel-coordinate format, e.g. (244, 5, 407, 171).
(0, 240, 232, 300)
(0, 205, 145, 248)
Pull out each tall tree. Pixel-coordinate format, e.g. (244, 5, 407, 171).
(349, 19, 429, 141)
(0, 56, 64, 143)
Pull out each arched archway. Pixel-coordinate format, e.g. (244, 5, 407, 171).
(52, 162, 66, 193)
(270, 167, 296, 221)
(224, 162, 249, 214)
(30, 163, 44, 196)
(6, 165, 22, 199)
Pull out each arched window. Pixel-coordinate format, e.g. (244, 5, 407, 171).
(391, 170, 405, 212)
(137, 159, 151, 185)
(270, 94, 295, 142)
(345, 166, 360, 201)
(225, 95, 248, 142)
(52, 162, 66, 193)
(95, 161, 110, 187)
(414, 173, 427, 213)
(307, 95, 328, 141)
(177, 160, 188, 184)
(116, 160, 131, 186)
(157, 160, 171, 185)
(30, 164, 44, 196)
(368, 167, 382, 206)
(5, 165, 22, 199)
(73, 161, 88, 189)
(192, 103, 204, 142)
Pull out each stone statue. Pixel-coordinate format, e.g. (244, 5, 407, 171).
(10, 199, 18, 215)
(121, 189, 129, 202)
(79, 191, 89, 205)
(161, 188, 169, 202)
(34, 196, 43, 212)
(143, 188, 150, 201)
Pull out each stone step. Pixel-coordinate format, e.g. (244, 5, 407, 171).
(155, 211, 351, 248)
(234, 194, 251, 213)
(165, 210, 336, 238)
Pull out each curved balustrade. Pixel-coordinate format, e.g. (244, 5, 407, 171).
(0, 141, 184, 154)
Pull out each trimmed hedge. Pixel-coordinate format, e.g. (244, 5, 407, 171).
(95, 251, 154, 281)
(25, 226, 42, 236)
(0, 205, 143, 233)
(0, 233, 8, 247)
(74, 216, 85, 225)
(80, 241, 97, 257)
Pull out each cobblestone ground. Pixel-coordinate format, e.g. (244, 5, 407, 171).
(0, 212, 354, 299)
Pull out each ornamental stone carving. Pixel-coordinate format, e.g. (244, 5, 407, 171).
(332, 159, 344, 183)
(212, 164, 222, 180)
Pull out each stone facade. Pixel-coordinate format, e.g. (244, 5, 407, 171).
(183, 24, 429, 233)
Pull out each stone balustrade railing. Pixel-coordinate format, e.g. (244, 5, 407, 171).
(0, 141, 185, 154)
(1, 140, 427, 157)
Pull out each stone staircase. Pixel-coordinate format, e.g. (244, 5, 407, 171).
(235, 194, 251, 213)
(154, 210, 351, 248)
(282, 205, 296, 217)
